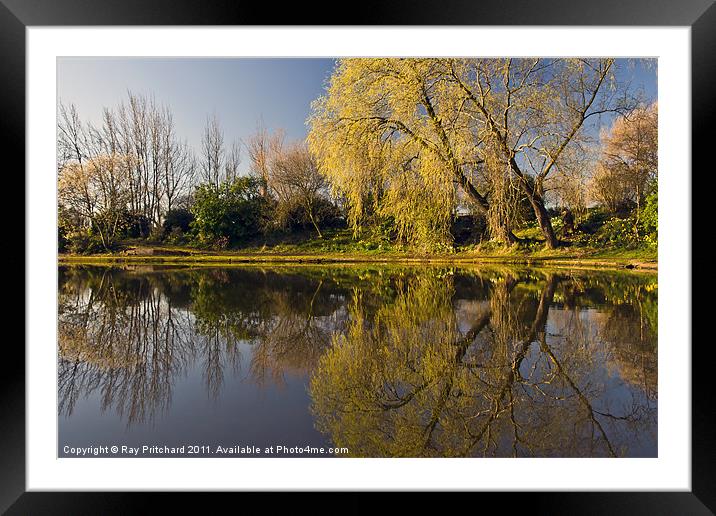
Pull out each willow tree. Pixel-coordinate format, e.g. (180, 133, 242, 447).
(307, 59, 496, 248)
(309, 58, 633, 249)
(446, 58, 633, 248)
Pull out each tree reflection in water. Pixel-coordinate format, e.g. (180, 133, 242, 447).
(58, 265, 657, 456)
(309, 269, 657, 457)
(58, 266, 345, 425)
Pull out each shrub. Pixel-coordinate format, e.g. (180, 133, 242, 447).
(587, 216, 640, 248)
(190, 177, 267, 246)
(58, 225, 69, 253)
(212, 235, 230, 251)
(315, 199, 346, 229)
(452, 214, 487, 245)
(576, 208, 610, 235)
(162, 208, 194, 236)
(165, 226, 186, 245)
(639, 191, 658, 248)
(66, 229, 105, 255)
(58, 208, 73, 253)
(120, 211, 151, 238)
(568, 194, 657, 250)
(148, 225, 165, 243)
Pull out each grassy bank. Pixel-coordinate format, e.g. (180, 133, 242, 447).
(59, 229, 657, 271)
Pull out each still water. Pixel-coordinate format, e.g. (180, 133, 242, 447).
(58, 264, 657, 458)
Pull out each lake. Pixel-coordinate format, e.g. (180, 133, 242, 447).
(58, 264, 657, 458)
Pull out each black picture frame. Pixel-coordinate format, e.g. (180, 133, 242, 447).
(3, 1, 711, 513)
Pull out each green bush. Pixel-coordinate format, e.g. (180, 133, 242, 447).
(58, 209, 72, 253)
(58, 226, 69, 253)
(66, 229, 105, 254)
(119, 211, 151, 238)
(589, 216, 640, 247)
(639, 191, 658, 248)
(576, 208, 610, 234)
(190, 177, 267, 246)
(148, 225, 166, 243)
(163, 208, 194, 236)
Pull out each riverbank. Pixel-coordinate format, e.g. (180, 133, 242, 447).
(59, 243, 657, 271)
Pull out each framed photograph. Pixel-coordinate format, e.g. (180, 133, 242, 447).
(5, 0, 712, 512)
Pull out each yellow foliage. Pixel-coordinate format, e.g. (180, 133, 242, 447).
(307, 59, 475, 248)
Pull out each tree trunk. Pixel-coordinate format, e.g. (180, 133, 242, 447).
(456, 169, 520, 245)
(508, 160, 558, 249)
(529, 195, 559, 249)
(96, 224, 110, 253)
(308, 206, 322, 238)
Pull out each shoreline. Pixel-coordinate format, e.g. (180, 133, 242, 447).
(58, 252, 657, 271)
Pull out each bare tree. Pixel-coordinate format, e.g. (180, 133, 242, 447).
(58, 154, 132, 250)
(201, 113, 225, 187)
(271, 143, 328, 237)
(164, 139, 196, 215)
(591, 102, 658, 216)
(246, 122, 284, 197)
(61, 91, 199, 242)
(58, 102, 89, 172)
(224, 139, 242, 183)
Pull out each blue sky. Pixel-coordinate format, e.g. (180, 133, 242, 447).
(58, 57, 656, 174)
(58, 58, 337, 174)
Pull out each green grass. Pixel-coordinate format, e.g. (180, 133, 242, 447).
(240, 228, 398, 254)
(60, 229, 657, 272)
